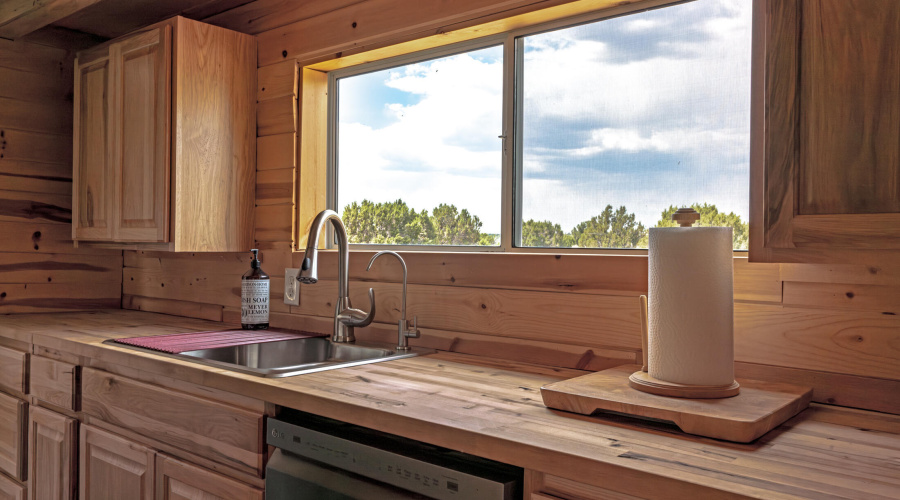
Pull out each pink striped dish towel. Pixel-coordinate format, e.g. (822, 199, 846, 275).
(113, 329, 329, 354)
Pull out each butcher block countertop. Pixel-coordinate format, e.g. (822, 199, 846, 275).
(3, 310, 899, 500)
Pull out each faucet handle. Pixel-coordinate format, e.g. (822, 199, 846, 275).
(405, 316, 420, 339)
(341, 288, 376, 327)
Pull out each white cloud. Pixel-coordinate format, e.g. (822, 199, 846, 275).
(339, 50, 504, 232)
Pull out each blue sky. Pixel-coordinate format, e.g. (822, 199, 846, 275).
(337, 0, 751, 238)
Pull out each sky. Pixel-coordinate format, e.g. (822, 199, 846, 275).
(337, 0, 752, 238)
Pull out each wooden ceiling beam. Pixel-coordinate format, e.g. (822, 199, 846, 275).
(0, 0, 104, 40)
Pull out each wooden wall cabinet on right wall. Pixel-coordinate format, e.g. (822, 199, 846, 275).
(72, 16, 257, 253)
(752, 0, 900, 263)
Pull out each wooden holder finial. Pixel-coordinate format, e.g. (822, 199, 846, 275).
(672, 207, 700, 227)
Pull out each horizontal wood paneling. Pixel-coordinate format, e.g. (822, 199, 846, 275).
(734, 303, 899, 380)
(122, 294, 224, 323)
(0, 221, 117, 254)
(0, 252, 121, 284)
(0, 38, 122, 315)
(783, 282, 900, 314)
(257, 95, 296, 136)
(256, 168, 293, 206)
(0, 129, 72, 168)
(257, 59, 297, 101)
(257, 133, 295, 171)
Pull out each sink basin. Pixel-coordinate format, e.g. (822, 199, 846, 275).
(106, 337, 432, 377)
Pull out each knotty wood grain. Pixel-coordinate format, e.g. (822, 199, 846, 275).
(783, 282, 900, 315)
(734, 303, 899, 380)
(257, 59, 298, 101)
(1, 37, 123, 316)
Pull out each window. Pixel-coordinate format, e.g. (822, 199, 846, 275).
(333, 45, 504, 247)
(318, 0, 752, 251)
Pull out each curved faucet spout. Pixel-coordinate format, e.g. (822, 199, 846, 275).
(367, 250, 419, 351)
(297, 209, 374, 342)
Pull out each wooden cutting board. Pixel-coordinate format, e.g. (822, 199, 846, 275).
(541, 364, 812, 443)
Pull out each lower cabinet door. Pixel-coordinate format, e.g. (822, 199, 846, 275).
(80, 425, 155, 500)
(156, 454, 263, 500)
(0, 393, 25, 481)
(0, 472, 24, 500)
(28, 407, 76, 500)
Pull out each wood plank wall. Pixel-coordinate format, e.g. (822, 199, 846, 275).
(123, 0, 900, 414)
(0, 37, 122, 314)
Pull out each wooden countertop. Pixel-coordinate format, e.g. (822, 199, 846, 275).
(3, 310, 899, 499)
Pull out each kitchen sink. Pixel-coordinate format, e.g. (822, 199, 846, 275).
(106, 337, 432, 377)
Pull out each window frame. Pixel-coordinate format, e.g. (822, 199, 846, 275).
(295, 0, 753, 256)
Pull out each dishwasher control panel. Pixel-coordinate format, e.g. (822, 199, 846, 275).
(267, 417, 519, 500)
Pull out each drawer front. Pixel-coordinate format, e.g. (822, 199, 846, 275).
(156, 454, 263, 500)
(0, 347, 27, 396)
(0, 471, 25, 500)
(538, 474, 648, 500)
(29, 357, 78, 411)
(0, 393, 26, 481)
(80, 368, 264, 477)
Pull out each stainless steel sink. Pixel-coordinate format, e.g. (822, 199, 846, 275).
(106, 337, 432, 377)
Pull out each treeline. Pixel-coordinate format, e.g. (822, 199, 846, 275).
(342, 200, 748, 249)
(342, 200, 495, 246)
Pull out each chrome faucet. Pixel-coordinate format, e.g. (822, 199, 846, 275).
(298, 210, 375, 343)
(366, 251, 420, 351)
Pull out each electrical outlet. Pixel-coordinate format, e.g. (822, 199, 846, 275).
(284, 268, 300, 306)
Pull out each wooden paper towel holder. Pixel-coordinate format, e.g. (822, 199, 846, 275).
(629, 209, 741, 399)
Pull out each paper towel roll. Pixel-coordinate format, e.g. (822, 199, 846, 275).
(648, 226, 734, 386)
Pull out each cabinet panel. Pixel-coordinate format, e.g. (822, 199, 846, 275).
(29, 357, 78, 411)
(0, 472, 24, 500)
(80, 425, 154, 500)
(799, 0, 900, 216)
(28, 407, 76, 500)
(0, 394, 25, 481)
(110, 26, 171, 242)
(0, 347, 27, 396)
(754, 0, 900, 262)
(156, 454, 263, 500)
(73, 53, 113, 241)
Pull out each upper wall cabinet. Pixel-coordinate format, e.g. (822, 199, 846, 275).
(752, 0, 900, 263)
(73, 17, 256, 252)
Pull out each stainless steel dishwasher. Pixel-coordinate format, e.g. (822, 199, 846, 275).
(266, 410, 522, 499)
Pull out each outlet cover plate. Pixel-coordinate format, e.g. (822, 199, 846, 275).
(284, 268, 300, 306)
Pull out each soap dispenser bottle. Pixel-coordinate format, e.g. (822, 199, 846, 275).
(241, 249, 269, 330)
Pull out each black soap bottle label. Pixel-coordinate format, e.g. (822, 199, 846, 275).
(241, 249, 269, 330)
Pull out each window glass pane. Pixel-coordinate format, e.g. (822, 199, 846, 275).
(518, 0, 752, 249)
(336, 45, 503, 246)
